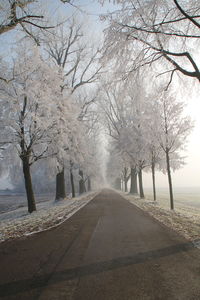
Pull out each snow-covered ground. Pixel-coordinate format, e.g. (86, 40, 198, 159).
(0, 191, 98, 243)
(120, 191, 200, 247)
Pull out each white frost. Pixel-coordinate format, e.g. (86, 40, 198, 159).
(0, 191, 98, 243)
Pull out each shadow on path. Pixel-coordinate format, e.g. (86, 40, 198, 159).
(0, 241, 194, 297)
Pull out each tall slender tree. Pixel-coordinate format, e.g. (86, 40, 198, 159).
(152, 90, 193, 209)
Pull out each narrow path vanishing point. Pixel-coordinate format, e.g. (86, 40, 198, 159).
(0, 189, 200, 299)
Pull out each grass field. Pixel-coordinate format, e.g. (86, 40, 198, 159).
(144, 187, 200, 208)
(143, 187, 200, 222)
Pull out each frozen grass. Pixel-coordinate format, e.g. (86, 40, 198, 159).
(0, 191, 98, 243)
(120, 190, 200, 244)
(145, 190, 200, 222)
(145, 187, 200, 209)
(0, 194, 54, 214)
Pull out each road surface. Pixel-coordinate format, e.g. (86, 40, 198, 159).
(0, 189, 200, 299)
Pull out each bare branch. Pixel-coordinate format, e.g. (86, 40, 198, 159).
(121, 23, 200, 38)
(174, 0, 200, 29)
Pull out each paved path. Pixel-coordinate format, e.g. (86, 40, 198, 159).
(0, 189, 200, 299)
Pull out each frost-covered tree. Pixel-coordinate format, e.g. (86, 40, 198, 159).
(152, 89, 193, 209)
(118, 107, 149, 198)
(142, 97, 164, 201)
(106, 143, 130, 192)
(0, 1, 80, 83)
(0, 0, 75, 36)
(0, 45, 62, 212)
(49, 88, 100, 199)
(76, 93, 101, 194)
(43, 18, 102, 199)
(50, 92, 82, 200)
(99, 67, 193, 204)
(101, 0, 200, 86)
(43, 19, 102, 93)
(99, 78, 146, 195)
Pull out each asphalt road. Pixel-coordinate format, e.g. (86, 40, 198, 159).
(0, 189, 200, 300)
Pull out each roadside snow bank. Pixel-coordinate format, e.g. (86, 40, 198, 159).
(120, 192, 200, 244)
(0, 191, 98, 243)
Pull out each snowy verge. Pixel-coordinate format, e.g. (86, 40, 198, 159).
(0, 191, 99, 243)
(119, 191, 200, 246)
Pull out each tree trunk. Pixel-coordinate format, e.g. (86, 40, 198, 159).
(151, 162, 156, 201)
(79, 170, 86, 195)
(88, 176, 91, 191)
(130, 167, 138, 194)
(22, 158, 36, 213)
(55, 168, 66, 200)
(124, 178, 128, 192)
(120, 179, 124, 191)
(166, 150, 174, 210)
(138, 168, 145, 199)
(70, 168, 75, 198)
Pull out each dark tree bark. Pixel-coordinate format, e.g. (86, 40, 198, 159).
(79, 170, 86, 195)
(130, 167, 138, 194)
(124, 178, 128, 192)
(55, 168, 66, 200)
(138, 168, 145, 199)
(20, 95, 36, 213)
(151, 162, 156, 201)
(166, 149, 174, 210)
(123, 167, 129, 192)
(70, 168, 75, 198)
(22, 157, 36, 213)
(87, 176, 91, 191)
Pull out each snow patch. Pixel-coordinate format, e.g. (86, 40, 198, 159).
(0, 191, 99, 243)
